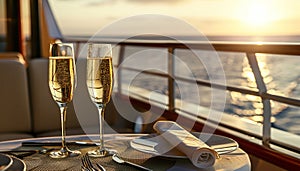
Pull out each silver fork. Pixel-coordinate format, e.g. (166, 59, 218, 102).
(81, 154, 96, 171)
(81, 154, 106, 171)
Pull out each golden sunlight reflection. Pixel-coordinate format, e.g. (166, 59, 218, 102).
(231, 54, 272, 122)
(230, 54, 295, 123)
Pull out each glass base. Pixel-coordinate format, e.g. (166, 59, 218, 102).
(88, 148, 117, 158)
(49, 147, 81, 158)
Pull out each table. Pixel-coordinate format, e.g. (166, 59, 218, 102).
(0, 134, 251, 171)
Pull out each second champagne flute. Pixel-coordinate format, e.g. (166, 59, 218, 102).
(86, 43, 115, 157)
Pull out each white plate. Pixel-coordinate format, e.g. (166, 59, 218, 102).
(0, 153, 12, 171)
(6, 156, 26, 171)
(130, 132, 238, 158)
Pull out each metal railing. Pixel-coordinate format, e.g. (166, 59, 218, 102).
(66, 37, 300, 149)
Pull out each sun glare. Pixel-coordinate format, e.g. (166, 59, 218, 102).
(246, 4, 270, 26)
(238, 1, 282, 28)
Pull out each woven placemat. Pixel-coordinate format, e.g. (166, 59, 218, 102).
(23, 138, 176, 171)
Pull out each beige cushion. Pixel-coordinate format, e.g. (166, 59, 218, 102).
(0, 60, 31, 134)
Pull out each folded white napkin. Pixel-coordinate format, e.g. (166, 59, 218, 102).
(153, 121, 219, 168)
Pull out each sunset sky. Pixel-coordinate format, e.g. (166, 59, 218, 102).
(1, 0, 300, 38)
(48, 0, 300, 37)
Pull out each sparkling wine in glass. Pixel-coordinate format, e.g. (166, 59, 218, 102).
(48, 43, 81, 158)
(86, 43, 115, 157)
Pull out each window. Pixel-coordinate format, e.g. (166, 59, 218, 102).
(0, 0, 6, 52)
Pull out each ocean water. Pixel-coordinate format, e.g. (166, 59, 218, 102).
(116, 45, 300, 135)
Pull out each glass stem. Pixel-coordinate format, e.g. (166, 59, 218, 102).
(59, 105, 68, 149)
(97, 104, 106, 150)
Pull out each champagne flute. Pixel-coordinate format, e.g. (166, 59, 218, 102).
(48, 43, 81, 158)
(86, 43, 115, 157)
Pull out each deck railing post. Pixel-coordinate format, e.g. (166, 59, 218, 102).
(168, 47, 175, 112)
(117, 45, 125, 94)
(246, 53, 271, 147)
